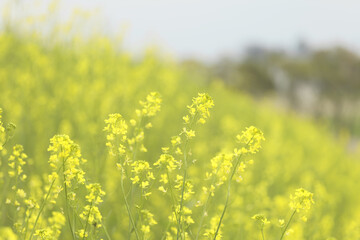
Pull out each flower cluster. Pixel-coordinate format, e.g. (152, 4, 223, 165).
(204, 127, 264, 198)
(167, 205, 195, 237)
(290, 188, 315, 213)
(104, 113, 128, 156)
(252, 213, 270, 228)
(182, 93, 214, 142)
(8, 144, 27, 182)
(154, 150, 178, 172)
(137, 91, 162, 118)
(48, 134, 86, 187)
(79, 183, 106, 235)
(6, 145, 28, 207)
(139, 209, 158, 236)
(208, 153, 233, 186)
(130, 160, 155, 197)
(35, 211, 66, 239)
(185, 93, 214, 125)
(236, 126, 265, 154)
(103, 92, 163, 239)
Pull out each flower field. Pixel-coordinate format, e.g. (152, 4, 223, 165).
(1, 7, 360, 240)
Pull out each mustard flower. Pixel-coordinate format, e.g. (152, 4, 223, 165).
(85, 183, 106, 205)
(8, 144, 27, 181)
(80, 182, 106, 237)
(80, 205, 103, 228)
(279, 188, 315, 240)
(140, 209, 158, 236)
(48, 135, 86, 187)
(252, 213, 270, 227)
(154, 152, 178, 172)
(34, 228, 53, 240)
(187, 93, 214, 124)
(289, 188, 315, 213)
(236, 126, 265, 154)
(137, 92, 162, 117)
(103, 113, 128, 156)
(130, 160, 155, 196)
(208, 153, 233, 186)
(170, 205, 194, 227)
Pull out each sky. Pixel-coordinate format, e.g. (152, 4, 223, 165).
(2, 0, 360, 60)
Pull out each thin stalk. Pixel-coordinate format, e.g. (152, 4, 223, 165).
(63, 156, 75, 239)
(82, 201, 94, 240)
(166, 171, 178, 213)
(128, 116, 143, 238)
(213, 154, 242, 240)
(23, 208, 34, 240)
(72, 206, 85, 230)
(279, 210, 296, 240)
(73, 209, 77, 239)
(120, 167, 140, 240)
(29, 165, 64, 240)
(176, 141, 189, 240)
(176, 113, 198, 240)
(195, 192, 211, 240)
(261, 226, 265, 240)
(139, 189, 145, 239)
(102, 224, 112, 240)
(195, 164, 220, 240)
(1, 135, 10, 148)
(160, 170, 180, 240)
(28, 178, 56, 240)
(213, 136, 255, 240)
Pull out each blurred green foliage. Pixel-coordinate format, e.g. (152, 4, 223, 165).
(197, 45, 360, 136)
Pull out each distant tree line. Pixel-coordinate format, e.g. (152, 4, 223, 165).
(182, 45, 360, 137)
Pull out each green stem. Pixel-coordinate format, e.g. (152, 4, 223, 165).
(23, 208, 34, 240)
(1, 135, 10, 148)
(120, 167, 140, 240)
(176, 113, 198, 240)
(128, 115, 143, 239)
(261, 226, 265, 240)
(102, 224, 112, 240)
(196, 163, 220, 240)
(195, 193, 211, 240)
(176, 141, 189, 240)
(28, 164, 65, 240)
(165, 170, 181, 237)
(166, 171, 178, 212)
(63, 156, 75, 239)
(279, 210, 296, 240)
(213, 154, 242, 240)
(28, 178, 56, 240)
(83, 201, 94, 240)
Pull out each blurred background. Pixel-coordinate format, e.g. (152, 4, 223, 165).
(2, 0, 359, 140)
(1, 1, 360, 239)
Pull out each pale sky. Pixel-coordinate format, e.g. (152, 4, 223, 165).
(2, 0, 360, 60)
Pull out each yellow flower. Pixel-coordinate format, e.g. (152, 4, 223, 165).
(236, 126, 265, 154)
(289, 188, 315, 212)
(252, 213, 270, 226)
(138, 92, 162, 117)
